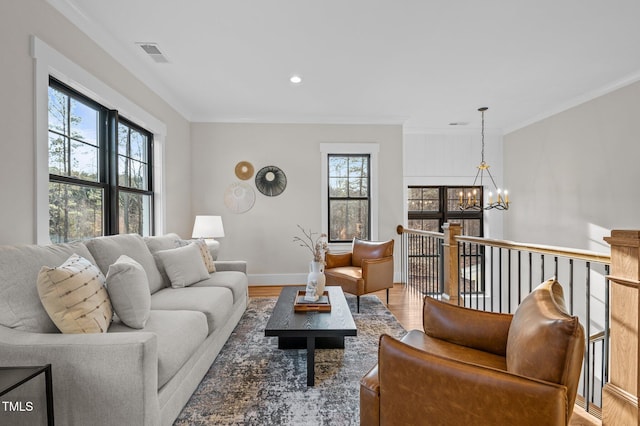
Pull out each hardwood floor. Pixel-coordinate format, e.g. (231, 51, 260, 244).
(248, 283, 601, 425)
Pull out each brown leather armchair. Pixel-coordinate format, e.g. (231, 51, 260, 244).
(325, 238, 394, 312)
(360, 278, 585, 426)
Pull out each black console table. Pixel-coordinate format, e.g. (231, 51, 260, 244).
(0, 364, 54, 425)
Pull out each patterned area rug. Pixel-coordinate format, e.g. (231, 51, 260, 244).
(174, 294, 407, 425)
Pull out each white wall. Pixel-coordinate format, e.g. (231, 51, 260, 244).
(403, 129, 505, 238)
(190, 123, 403, 284)
(0, 0, 192, 244)
(504, 80, 640, 252)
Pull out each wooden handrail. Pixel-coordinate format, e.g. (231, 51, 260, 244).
(589, 330, 606, 342)
(455, 235, 611, 264)
(396, 225, 444, 239)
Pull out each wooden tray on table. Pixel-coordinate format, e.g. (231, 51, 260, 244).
(293, 290, 331, 312)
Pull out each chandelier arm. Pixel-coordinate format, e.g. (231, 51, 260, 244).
(484, 167, 500, 192)
(471, 167, 483, 187)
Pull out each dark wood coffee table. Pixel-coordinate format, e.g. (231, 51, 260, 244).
(264, 286, 357, 386)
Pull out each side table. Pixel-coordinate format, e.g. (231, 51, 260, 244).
(0, 364, 54, 425)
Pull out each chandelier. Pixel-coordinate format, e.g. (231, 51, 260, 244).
(459, 107, 509, 211)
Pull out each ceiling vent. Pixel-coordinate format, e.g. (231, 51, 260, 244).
(136, 42, 169, 63)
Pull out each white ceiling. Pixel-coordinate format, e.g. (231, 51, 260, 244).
(50, 0, 640, 132)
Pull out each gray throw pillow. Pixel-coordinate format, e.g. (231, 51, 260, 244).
(156, 243, 210, 288)
(106, 255, 151, 329)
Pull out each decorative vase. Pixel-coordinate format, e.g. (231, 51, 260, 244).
(307, 260, 326, 300)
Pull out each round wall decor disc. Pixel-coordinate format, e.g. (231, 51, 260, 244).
(255, 165, 287, 197)
(235, 161, 254, 180)
(224, 182, 256, 213)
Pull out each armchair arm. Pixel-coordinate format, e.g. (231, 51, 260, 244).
(214, 260, 247, 274)
(423, 297, 513, 356)
(361, 257, 393, 293)
(378, 334, 569, 426)
(325, 252, 352, 269)
(0, 325, 160, 426)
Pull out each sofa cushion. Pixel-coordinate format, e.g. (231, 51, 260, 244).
(0, 242, 97, 333)
(150, 286, 233, 335)
(506, 278, 585, 386)
(37, 254, 113, 334)
(109, 310, 208, 388)
(85, 234, 165, 294)
(155, 243, 210, 288)
(106, 255, 151, 329)
(190, 271, 248, 304)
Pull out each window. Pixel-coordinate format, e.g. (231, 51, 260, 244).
(407, 186, 483, 237)
(117, 119, 153, 236)
(48, 78, 153, 242)
(320, 143, 379, 245)
(328, 154, 370, 242)
(408, 185, 484, 293)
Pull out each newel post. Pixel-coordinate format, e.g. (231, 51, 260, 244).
(603, 230, 640, 425)
(442, 222, 461, 304)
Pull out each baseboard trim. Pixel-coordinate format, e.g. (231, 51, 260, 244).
(249, 272, 403, 286)
(248, 273, 307, 286)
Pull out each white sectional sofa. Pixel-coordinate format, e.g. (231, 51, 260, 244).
(0, 233, 248, 426)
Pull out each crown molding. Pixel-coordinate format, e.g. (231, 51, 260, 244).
(191, 114, 408, 126)
(504, 69, 640, 135)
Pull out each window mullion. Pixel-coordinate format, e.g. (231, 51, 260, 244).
(106, 109, 118, 235)
(65, 96, 71, 177)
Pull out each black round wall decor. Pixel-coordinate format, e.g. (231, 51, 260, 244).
(255, 165, 287, 197)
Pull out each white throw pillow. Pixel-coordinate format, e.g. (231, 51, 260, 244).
(156, 243, 210, 288)
(37, 254, 113, 334)
(106, 255, 151, 329)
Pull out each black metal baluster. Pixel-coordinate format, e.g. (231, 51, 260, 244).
(604, 265, 610, 385)
(489, 246, 496, 312)
(499, 249, 503, 312)
(584, 261, 591, 414)
(569, 259, 574, 314)
(528, 252, 533, 293)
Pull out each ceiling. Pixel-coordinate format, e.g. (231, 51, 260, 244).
(50, 0, 640, 132)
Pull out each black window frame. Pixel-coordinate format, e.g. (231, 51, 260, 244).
(48, 77, 154, 241)
(407, 185, 484, 237)
(327, 153, 371, 243)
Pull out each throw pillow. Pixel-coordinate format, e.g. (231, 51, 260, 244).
(106, 255, 151, 329)
(37, 254, 113, 334)
(193, 239, 217, 273)
(156, 243, 210, 288)
(174, 238, 216, 273)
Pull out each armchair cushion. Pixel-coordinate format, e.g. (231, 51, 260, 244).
(423, 297, 512, 356)
(352, 238, 393, 267)
(506, 278, 585, 409)
(325, 252, 352, 269)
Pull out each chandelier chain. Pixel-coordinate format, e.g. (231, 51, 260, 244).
(480, 107, 485, 164)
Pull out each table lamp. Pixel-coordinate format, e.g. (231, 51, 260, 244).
(192, 215, 225, 260)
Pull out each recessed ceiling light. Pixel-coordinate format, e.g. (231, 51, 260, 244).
(289, 75, 302, 84)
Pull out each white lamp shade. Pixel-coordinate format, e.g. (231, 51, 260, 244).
(192, 215, 225, 239)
